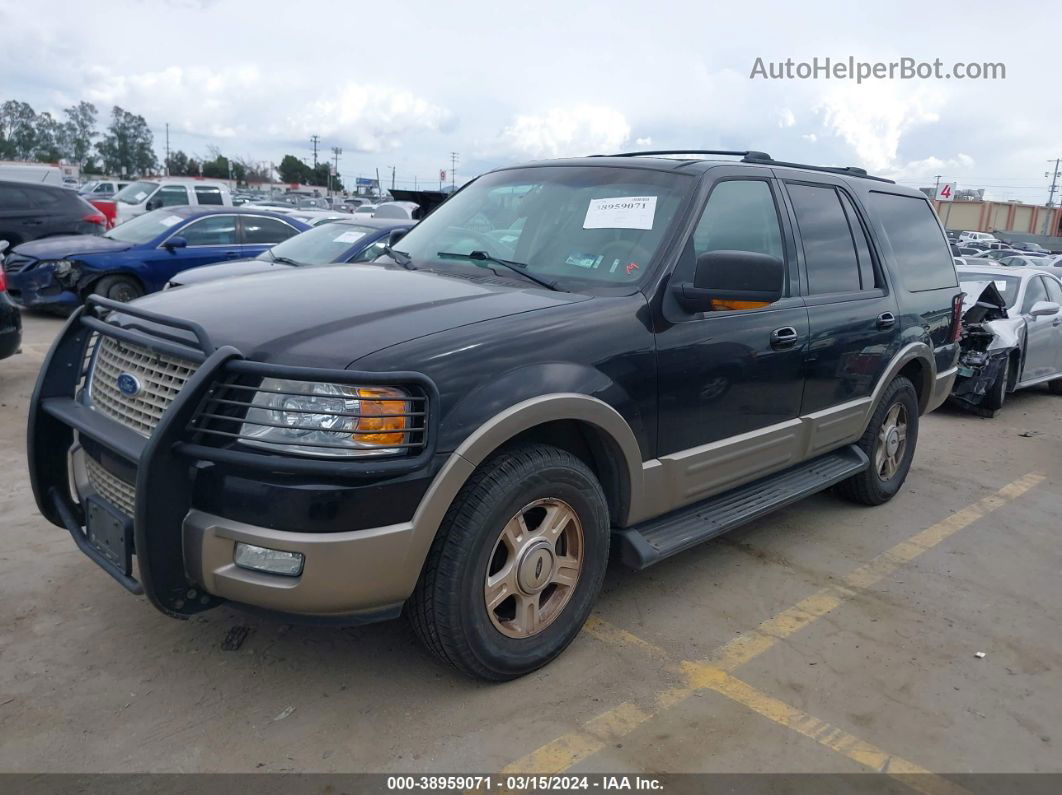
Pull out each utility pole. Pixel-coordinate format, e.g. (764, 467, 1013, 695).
(164, 123, 170, 175)
(450, 152, 459, 191)
(331, 147, 342, 197)
(1043, 158, 1061, 236)
(390, 165, 396, 191)
(375, 167, 381, 200)
(310, 134, 320, 170)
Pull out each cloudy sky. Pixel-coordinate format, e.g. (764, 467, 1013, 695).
(3, 0, 1059, 202)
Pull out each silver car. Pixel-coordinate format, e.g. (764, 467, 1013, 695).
(952, 264, 1062, 415)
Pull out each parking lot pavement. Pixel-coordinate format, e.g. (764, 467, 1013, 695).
(1, 312, 1059, 778)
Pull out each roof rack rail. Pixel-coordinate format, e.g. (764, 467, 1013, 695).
(740, 153, 894, 184)
(606, 149, 773, 160)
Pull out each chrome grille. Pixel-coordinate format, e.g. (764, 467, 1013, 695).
(84, 456, 136, 517)
(88, 336, 198, 436)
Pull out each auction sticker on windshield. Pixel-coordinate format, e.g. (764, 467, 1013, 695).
(333, 231, 366, 244)
(160, 215, 182, 227)
(583, 196, 657, 230)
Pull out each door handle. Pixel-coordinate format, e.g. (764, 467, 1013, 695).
(770, 326, 799, 350)
(877, 312, 897, 329)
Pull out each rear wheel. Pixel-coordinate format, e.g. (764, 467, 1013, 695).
(408, 444, 610, 680)
(1049, 378, 1062, 395)
(836, 376, 919, 506)
(90, 275, 143, 303)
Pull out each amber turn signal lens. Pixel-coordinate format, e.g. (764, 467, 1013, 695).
(354, 387, 409, 446)
(709, 299, 771, 311)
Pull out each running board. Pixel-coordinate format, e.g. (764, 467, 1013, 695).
(615, 444, 869, 569)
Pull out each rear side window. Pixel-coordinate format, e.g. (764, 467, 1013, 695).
(242, 216, 298, 244)
(787, 183, 862, 294)
(194, 186, 224, 206)
(866, 192, 957, 292)
(26, 187, 62, 208)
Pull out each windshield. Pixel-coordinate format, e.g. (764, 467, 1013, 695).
(960, 273, 1021, 308)
(104, 208, 185, 245)
(393, 166, 692, 289)
(257, 223, 379, 265)
(114, 180, 158, 205)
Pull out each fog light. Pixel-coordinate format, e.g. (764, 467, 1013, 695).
(233, 542, 305, 577)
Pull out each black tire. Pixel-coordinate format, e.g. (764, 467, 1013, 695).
(981, 357, 1011, 415)
(836, 376, 920, 506)
(1049, 378, 1062, 395)
(90, 275, 143, 303)
(408, 444, 610, 681)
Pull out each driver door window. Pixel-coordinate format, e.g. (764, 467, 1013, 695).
(179, 215, 238, 246)
(1022, 276, 1047, 314)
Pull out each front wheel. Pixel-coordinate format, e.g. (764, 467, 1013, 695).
(981, 357, 1011, 415)
(90, 275, 143, 304)
(836, 376, 920, 506)
(408, 444, 610, 680)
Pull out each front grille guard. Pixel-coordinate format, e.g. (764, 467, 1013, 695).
(28, 295, 440, 616)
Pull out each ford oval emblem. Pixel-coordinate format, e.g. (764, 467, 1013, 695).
(116, 372, 142, 397)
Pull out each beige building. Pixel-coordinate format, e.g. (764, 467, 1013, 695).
(932, 198, 1062, 237)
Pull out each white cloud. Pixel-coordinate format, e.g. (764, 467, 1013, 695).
(778, 109, 796, 128)
(802, 133, 818, 143)
(814, 83, 943, 171)
(82, 64, 451, 153)
(495, 105, 631, 158)
(635, 136, 652, 147)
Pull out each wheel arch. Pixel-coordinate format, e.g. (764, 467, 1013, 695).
(400, 394, 646, 598)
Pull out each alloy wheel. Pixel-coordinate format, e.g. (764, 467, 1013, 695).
(484, 498, 584, 639)
(875, 402, 908, 480)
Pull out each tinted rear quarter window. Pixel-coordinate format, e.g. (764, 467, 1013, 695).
(195, 186, 224, 206)
(867, 192, 957, 291)
(0, 185, 31, 209)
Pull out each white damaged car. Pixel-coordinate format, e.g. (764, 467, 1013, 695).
(951, 264, 1062, 415)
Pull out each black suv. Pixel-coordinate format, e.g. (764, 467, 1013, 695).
(29, 151, 962, 680)
(0, 179, 107, 247)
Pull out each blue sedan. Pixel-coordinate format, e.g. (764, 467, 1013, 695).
(3, 206, 309, 309)
(166, 216, 416, 289)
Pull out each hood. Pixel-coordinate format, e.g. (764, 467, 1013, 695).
(959, 280, 1008, 323)
(126, 263, 590, 368)
(13, 234, 131, 260)
(172, 258, 286, 286)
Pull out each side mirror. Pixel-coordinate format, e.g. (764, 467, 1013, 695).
(1029, 300, 1060, 317)
(387, 228, 408, 248)
(163, 236, 188, 251)
(673, 250, 784, 312)
(146, 197, 162, 211)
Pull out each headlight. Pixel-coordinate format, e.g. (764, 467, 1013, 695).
(42, 259, 75, 276)
(238, 378, 411, 457)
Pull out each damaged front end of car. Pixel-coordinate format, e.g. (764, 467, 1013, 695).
(949, 280, 1024, 413)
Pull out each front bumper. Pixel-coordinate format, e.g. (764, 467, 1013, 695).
(6, 263, 80, 308)
(29, 297, 439, 622)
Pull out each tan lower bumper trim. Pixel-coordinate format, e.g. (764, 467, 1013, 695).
(183, 510, 418, 616)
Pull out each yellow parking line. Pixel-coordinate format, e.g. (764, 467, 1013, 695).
(681, 663, 969, 795)
(501, 472, 1044, 775)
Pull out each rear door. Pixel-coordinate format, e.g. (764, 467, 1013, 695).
(0, 183, 40, 244)
(781, 180, 901, 440)
(1043, 276, 1062, 375)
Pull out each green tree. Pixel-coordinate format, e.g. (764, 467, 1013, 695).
(63, 101, 98, 168)
(0, 100, 39, 160)
(166, 149, 191, 176)
(96, 105, 158, 177)
(82, 156, 103, 175)
(33, 112, 65, 162)
(277, 154, 314, 185)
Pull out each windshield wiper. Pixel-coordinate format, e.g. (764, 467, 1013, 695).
(384, 246, 416, 270)
(272, 256, 303, 267)
(436, 250, 561, 291)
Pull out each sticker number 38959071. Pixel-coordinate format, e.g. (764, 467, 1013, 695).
(583, 196, 657, 230)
